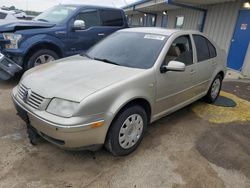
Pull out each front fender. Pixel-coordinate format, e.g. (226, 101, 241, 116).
(20, 34, 65, 56)
(76, 70, 155, 126)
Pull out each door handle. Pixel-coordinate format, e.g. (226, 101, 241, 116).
(212, 62, 217, 66)
(190, 69, 196, 75)
(98, 33, 105, 36)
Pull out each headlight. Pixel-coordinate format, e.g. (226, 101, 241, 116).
(3, 33, 22, 49)
(46, 98, 79, 118)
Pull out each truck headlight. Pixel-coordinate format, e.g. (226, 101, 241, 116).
(3, 33, 22, 49)
(46, 98, 79, 118)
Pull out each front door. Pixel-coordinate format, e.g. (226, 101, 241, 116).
(66, 9, 101, 56)
(155, 35, 195, 117)
(227, 10, 250, 71)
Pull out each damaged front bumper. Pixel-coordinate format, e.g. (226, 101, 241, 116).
(0, 52, 22, 80)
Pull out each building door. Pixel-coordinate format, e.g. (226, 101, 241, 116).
(227, 10, 250, 71)
(161, 15, 168, 27)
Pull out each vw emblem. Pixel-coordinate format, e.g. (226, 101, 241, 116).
(23, 89, 31, 103)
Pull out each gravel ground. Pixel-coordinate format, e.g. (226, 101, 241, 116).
(0, 77, 249, 188)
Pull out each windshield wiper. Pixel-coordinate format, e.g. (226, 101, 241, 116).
(93, 57, 120, 66)
(36, 18, 49, 22)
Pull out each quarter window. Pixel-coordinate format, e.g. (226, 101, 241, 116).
(193, 35, 217, 62)
(164, 35, 193, 66)
(207, 40, 217, 58)
(76, 10, 100, 29)
(100, 10, 123, 26)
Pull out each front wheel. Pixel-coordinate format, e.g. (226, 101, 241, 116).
(105, 105, 148, 156)
(204, 74, 222, 103)
(25, 49, 59, 70)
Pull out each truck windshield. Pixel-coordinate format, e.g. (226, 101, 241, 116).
(34, 5, 77, 24)
(86, 32, 168, 69)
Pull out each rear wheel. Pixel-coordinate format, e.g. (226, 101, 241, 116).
(105, 105, 147, 156)
(25, 49, 59, 70)
(204, 74, 222, 103)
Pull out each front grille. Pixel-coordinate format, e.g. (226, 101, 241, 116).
(18, 84, 45, 109)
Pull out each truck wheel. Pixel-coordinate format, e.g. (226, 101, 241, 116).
(204, 74, 222, 103)
(26, 49, 59, 70)
(105, 105, 147, 156)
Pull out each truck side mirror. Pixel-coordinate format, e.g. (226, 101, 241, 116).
(73, 20, 86, 30)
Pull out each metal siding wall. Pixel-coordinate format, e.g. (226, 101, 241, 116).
(126, 1, 241, 53)
(203, 1, 242, 53)
(158, 8, 203, 30)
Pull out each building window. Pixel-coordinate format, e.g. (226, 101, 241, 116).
(143, 14, 156, 27)
(139, 17, 144, 26)
(175, 16, 184, 29)
(127, 16, 132, 26)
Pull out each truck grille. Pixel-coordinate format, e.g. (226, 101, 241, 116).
(18, 84, 45, 109)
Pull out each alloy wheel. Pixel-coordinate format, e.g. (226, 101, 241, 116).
(34, 54, 55, 67)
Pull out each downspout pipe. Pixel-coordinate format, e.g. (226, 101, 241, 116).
(165, 0, 207, 32)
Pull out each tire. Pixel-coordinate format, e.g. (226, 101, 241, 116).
(25, 49, 59, 70)
(204, 74, 222, 103)
(105, 105, 148, 156)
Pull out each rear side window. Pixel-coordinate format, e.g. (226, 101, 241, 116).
(0, 12, 7, 19)
(76, 10, 100, 29)
(100, 10, 124, 26)
(193, 35, 217, 62)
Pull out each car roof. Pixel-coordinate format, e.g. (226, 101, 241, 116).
(61, 4, 123, 10)
(120, 27, 201, 36)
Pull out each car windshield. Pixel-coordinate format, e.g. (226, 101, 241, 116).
(86, 32, 168, 69)
(34, 5, 77, 24)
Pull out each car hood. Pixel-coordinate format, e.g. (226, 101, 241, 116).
(21, 55, 145, 102)
(0, 20, 55, 32)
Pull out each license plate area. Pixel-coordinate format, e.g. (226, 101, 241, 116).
(14, 101, 29, 123)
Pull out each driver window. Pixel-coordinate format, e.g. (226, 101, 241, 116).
(75, 10, 100, 29)
(164, 35, 193, 66)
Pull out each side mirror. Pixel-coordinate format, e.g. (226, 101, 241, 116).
(160, 61, 186, 73)
(73, 20, 86, 30)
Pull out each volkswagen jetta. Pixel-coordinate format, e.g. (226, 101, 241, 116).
(12, 28, 226, 156)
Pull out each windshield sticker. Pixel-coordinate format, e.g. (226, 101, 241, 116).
(144, 34, 165, 41)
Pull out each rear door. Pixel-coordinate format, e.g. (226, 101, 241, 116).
(192, 34, 218, 95)
(98, 9, 126, 40)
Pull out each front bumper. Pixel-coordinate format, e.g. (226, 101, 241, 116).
(12, 92, 111, 151)
(0, 52, 22, 80)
